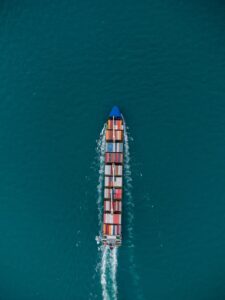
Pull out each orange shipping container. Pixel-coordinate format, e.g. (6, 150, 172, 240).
(106, 130, 123, 141)
(107, 120, 123, 130)
(109, 225, 113, 235)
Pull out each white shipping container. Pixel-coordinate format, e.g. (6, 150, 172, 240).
(117, 143, 123, 152)
(105, 165, 111, 175)
(104, 201, 111, 211)
(105, 176, 122, 187)
(104, 213, 114, 224)
(104, 188, 111, 198)
(115, 177, 122, 187)
(105, 165, 123, 176)
(117, 165, 123, 175)
(105, 177, 109, 186)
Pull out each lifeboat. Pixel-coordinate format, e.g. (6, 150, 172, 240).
(102, 106, 124, 249)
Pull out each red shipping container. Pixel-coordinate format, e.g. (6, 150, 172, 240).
(114, 189, 122, 199)
(113, 214, 121, 224)
(105, 153, 123, 163)
(113, 201, 121, 212)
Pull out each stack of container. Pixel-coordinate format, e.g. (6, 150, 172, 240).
(102, 106, 124, 249)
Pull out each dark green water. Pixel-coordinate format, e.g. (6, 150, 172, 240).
(1, 1, 225, 299)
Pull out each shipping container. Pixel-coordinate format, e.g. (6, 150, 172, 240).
(116, 225, 121, 235)
(113, 214, 121, 224)
(105, 130, 123, 141)
(104, 188, 123, 200)
(104, 188, 110, 199)
(107, 119, 124, 130)
(105, 224, 109, 235)
(104, 176, 122, 188)
(105, 153, 123, 164)
(108, 224, 121, 235)
(104, 188, 112, 199)
(109, 225, 113, 235)
(104, 201, 111, 211)
(105, 165, 123, 176)
(113, 189, 122, 199)
(103, 213, 121, 225)
(104, 213, 114, 224)
(104, 200, 121, 212)
(113, 201, 122, 212)
(106, 142, 123, 153)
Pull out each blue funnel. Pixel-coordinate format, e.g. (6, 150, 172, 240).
(109, 106, 121, 118)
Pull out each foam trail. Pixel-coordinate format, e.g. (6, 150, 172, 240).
(95, 125, 118, 300)
(110, 248, 118, 300)
(101, 247, 109, 300)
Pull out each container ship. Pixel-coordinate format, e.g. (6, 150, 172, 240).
(102, 106, 124, 249)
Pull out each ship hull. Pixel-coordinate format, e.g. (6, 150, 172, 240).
(102, 106, 124, 248)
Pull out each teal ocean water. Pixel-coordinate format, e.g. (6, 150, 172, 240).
(1, 1, 225, 299)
